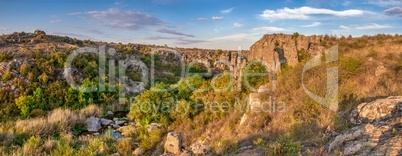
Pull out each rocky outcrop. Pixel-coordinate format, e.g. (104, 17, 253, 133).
(86, 116, 101, 132)
(328, 96, 402, 155)
(249, 34, 325, 71)
(164, 132, 184, 155)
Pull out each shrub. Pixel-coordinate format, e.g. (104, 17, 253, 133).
(15, 108, 79, 136)
(367, 49, 378, 58)
(19, 63, 30, 76)
(43, 138, 57, 153)
(15, 95, 35, 118)
(0, 52, 13, 61)
(47, 108, 79, 133)
(242, 60, 270, 91)
(1, 72, 12, 81)
(15, 117, 50, 136)
(51, 137, 75, 156)
(79, 104, 102, 118)
(212, 138, 238, 154)
(115, 138, 134, 156)
(22, 136, 42, 156)
(138, 129, 163, 150)
(128, 83, 174, 123)
(340, 57, 362, 75)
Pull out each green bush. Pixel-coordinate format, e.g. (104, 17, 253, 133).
(15, 95, 35, 118)
(242, 60, 270, 91)
(1, 72, 12, 81)
(0, 52, 13, 61)
(340, 57, 362, 74)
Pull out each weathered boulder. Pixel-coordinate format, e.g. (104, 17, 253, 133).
(86, 116, 101, 132)
(133, 147, 144, 155)
(190, 143, 211, 155)
(100, 118, 113, 126)
(164, 132, 183, 155)
(115, 120, 127, 126)
(349, 96, 402, 124)
(328, 96, 402, 155)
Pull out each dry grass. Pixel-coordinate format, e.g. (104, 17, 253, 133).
(115, 138, 135, 156)
(79, 104, 102, 119)
(15, 108, 79, 136)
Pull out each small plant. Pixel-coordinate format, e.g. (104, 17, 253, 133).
(253, 138, 266, 147)
(1, 72, 12, 81)
(72, 124, 87, 136)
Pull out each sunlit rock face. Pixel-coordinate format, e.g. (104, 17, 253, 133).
(250, 34, 326, 71)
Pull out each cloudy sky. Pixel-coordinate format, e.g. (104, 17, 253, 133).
(0, 0, 401, 49)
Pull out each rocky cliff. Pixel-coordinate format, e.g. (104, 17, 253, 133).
(249, 34, 326, 71)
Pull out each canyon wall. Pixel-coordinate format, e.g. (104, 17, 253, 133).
(249, 34, 326, 71)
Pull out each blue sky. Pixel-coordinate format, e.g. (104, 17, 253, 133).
(0, 0, 401, 49)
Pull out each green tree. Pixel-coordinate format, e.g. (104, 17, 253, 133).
(15, 95, 35, 118)
(128, 83, 175, 123)
(33, 87, 46, 109)
(176, 75, 205, 100)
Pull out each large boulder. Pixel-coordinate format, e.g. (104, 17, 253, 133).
(100, 118, 113, 126)
(133, 148, 144, 155)
(164, 132, 184, 155)
(86, 116, 101, 132)
(328, 96, 402, 155)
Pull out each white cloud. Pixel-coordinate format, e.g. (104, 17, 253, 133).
(221, 7, 235, 14)
(301, 22, 321, 27)
(384, 7, 402, 17)
(355, 23, 392, 30)
(251, 26, 287, 32)
(212, 16, 223, 20)
(81, 8, 166, 30)
(366, 0, 402, 7)
(233, 22, 243, 28)
(340, 25, 351, 29)
(197, 17, 208, 21)
(155, 28, 195, 37)
(214, 28, 220, 33)
(49, 19, 61, 23)
(260, 6, 365, 20)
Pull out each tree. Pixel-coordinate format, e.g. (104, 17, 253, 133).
(128, 83, 175, 123)
(176, 75, 204, 100)
(293, 32, 300, 39)
(33, 87, 46, 110)
(19, 63, 30, 76)
(15, 95, 35, 118)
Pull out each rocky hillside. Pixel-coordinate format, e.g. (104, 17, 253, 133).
(0, 31, 402, 156)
